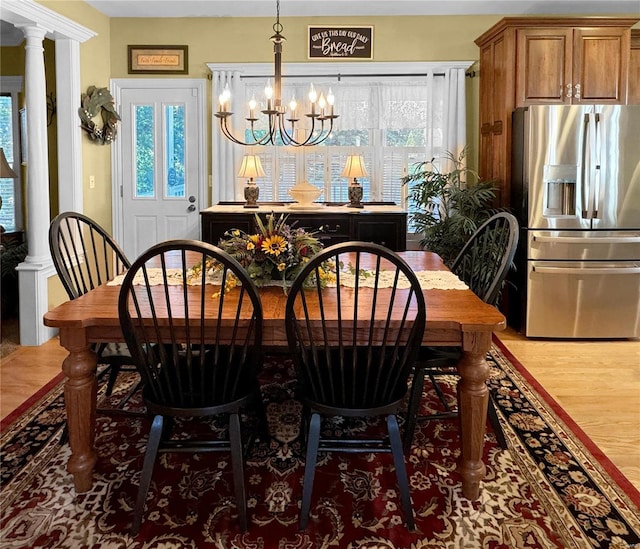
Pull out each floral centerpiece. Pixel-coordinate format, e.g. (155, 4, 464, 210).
(193, 213, 334, 292)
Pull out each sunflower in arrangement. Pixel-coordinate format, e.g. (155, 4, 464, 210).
(203, 213, 334, 293)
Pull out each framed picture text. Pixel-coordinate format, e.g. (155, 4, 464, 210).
(308, 26, 373, 60)
(128, 45, 188, 74)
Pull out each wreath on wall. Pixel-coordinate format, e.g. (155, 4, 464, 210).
(78, 86, 121, 145)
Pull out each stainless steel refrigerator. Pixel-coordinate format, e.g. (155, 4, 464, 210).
(511, 105, 640, 339)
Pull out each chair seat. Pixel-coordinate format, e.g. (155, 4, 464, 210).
(99, 342, 132, 359)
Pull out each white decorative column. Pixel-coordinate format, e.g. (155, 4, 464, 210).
(2, 0, 96, 346)
(55, 38, 84, 214)
(15, 24, 57, 345)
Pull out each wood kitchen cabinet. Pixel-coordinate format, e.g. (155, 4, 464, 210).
(629, 29, 640, 104)
(475, 17, 638, 207)
(516, 26, 630, 105)
(200, 204, 407, 251)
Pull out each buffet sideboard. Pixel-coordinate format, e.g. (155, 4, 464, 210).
(200, 203, 407, 251)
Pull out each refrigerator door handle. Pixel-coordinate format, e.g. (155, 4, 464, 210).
(578, 113, 590, 219)
(585, 112, 599, 220)
(592, 112, 602, 219)
(532, 265, 640, 275)
(533, 234, 640, 244)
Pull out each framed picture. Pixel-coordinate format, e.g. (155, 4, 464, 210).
(128, 45, 188, 74)
(308, 26, 373, 60)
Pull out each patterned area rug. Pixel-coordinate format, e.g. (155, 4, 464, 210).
(1, 340, 639, 548)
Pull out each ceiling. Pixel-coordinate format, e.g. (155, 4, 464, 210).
(84, 0, 640, 18)
(2, 1, 637, 46)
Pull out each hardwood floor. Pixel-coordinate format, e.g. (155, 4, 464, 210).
(1, 327, 638, 492)
(497, 328, 640, 493)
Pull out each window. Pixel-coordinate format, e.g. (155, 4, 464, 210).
(210, 62, 469, 234)
(0, 92, 21, 232)
(243, 79, 445, 209)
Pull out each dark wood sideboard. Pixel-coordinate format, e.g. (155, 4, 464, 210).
(200, 203, 407, 251)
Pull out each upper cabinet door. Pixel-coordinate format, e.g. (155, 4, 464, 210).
(516, 26, 630, 106)
(573, 27, 630, 104)
(516, 28, 573, 105)
(629, 30, 640, 105)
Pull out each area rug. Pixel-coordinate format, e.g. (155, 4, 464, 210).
(1, 341, 639, 548)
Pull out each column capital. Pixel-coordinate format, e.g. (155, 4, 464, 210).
(15, 23, 49, 42)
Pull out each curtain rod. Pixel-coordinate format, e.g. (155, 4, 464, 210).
(240, 71, 477, 80)
(210, 71, 476, 81)
(241, 72, 448, 80)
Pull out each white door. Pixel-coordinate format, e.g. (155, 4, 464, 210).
(113, 80, 206, 259)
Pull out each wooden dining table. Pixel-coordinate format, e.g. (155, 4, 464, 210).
(43, 250, 505, 501)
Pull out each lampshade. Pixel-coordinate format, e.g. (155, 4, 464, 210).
(341, 155, 369, 179)
(237, 155, 266, 180)
(0, 148, 18, 179)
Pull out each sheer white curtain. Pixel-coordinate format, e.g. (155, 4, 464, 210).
(211, 70, 243, 202)
(442, 67, 467, 164)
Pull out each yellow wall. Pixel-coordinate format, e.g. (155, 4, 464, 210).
(107, 15, 502, 170)
(32, 1, 111, 308)
(37, 0, 113, 234)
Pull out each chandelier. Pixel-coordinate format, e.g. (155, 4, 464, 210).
(214, 0, 338, 147)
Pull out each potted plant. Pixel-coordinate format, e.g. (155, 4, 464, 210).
(402, 148, 497, 265)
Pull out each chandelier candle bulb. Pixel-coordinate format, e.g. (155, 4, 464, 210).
(309, 84, 317, 116)
(289, 97, 298, 120)
(327, 89, 335, 116)
(265, 80, 274, 111)
(219, 84, 231, 112)
(318, 94, 326, 116)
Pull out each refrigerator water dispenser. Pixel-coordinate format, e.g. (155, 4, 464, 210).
(543, 165, 576, 217)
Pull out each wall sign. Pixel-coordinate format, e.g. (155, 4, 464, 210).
(308, 26, 373, 60)
(128, 45, 188, 74)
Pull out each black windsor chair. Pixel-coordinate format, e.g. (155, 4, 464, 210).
(285, 242, 426, 531)
(117, 240, 264, 535)
(403, 212, 519, 453)
(49, 211, 140, 415)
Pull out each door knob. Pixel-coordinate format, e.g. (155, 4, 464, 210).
(188, 204, 196, 212)
(188, 195, 196, 203)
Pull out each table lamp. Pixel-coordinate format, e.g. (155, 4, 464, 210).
(238, 154, 266, 208)
(0, 148, 18, 179)
(341, 154, 368, 209)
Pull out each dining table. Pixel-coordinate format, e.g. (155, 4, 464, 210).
(43, 250, 505, 501)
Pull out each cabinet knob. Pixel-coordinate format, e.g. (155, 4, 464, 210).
(574, 84, 581, 100)
(566, 83, 573, 98)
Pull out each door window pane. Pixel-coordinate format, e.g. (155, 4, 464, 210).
(165, 105, 185, 198)
(135, 105, 154, 198)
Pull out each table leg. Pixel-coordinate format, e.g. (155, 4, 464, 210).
(59, 328, 98, 493)
(456, 331, 492, 500)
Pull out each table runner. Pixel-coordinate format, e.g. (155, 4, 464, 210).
(107, 268, 468, 291)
